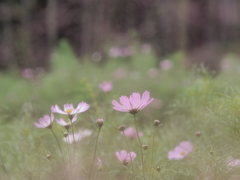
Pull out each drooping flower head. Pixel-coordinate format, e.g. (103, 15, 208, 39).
(112, 91, 154, 115)
(56, 115, 77, 129)
(121, 127, 143, 140)
(34, 114, 54, 129)
(115, 150, 136, 166)
(51, 102, 90, 118)
(168, 141, 193, 160)
(63, 130, 92, 144)
(99, 81, 112, 92)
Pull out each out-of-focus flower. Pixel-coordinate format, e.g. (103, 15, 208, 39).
(99, 81, 112, 92)
(159, 60, 173, 70)
(115, 150, 136, 166)
(121, 127, 143, 140)
(112, 91, 154, 115)
(109, 46, 134, 58)
(34, 114, 54, 129)
(114, 68, 127, 79)
(168, 141, 193, 160)
(22, 68, 34, 79)
(51, 102, 90, 116)
(122, 46, 134, 57)
(56, 115, 77, 129)
(109, 46, 122, 58)
(22, 67, 45, 80)
(227, 157, 240, 168)
(141, 43, 152, 53)
(147, 68, 159, 78)
(63, 130, 92, 144)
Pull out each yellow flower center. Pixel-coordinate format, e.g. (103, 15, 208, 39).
(180, 151, 185, 155)
(66, 109, 72, 114)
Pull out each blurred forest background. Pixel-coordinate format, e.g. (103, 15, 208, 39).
(0, 0, 240, 71)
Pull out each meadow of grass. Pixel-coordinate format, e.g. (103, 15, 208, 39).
(1, 41, 240, 180)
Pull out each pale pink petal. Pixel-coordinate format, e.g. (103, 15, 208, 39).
(168, 151, 182, 160)
(50, 113, 54, 122)
(179, 141, 193, 152)
(51, 105, 66, 114)
(128, 152, 136, 161)
(71, 115, 77, 123)
(115, 151, 122, 162)
(119, 96, 132, 109)
(39, 118, 48, 126)
(56, 118, 67, 126)
(113, 107, 128, 112)
(71, 102, 89, 114)
(112, 100, 127, 111)
(34, 122, 45, 128)
(129, 93, 141, 108)
(140, 91, 150, 105)
(120, 150, 128, 160)
(138, 98, 154, 110)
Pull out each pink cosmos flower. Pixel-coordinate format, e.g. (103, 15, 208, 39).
(168, 141, 193, 160)
(121, 127, 143, 140)
(34, 114, 54, 129)
(51, 102, 90, 116)
(115, 150, 136, 166)
(56, 115, 77, 129)
(112, 91, 154, 114)
(227, 157, 240, 168)
(99, 81, 112, 92)
(63, 130, 92, 144)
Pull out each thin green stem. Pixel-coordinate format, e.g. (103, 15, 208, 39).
(150, 126, 156, 180)
(88, 128, 101, 180)
(50, 129, 64, 163)
(123, 131, 136, 180)
(133, 114, 145, 179)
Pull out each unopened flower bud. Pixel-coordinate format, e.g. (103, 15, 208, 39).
(142, 145, 148, 150)
(156, 166, 161, 172)
(153, 120, 161, 126)
(209, 150, 214, 155)
(96, 119, 104, 128)
(195, 131, 201, 137)
(63, 132, 68, 137)
(118, 125, 126, 132)
(46, 154, 51, 160)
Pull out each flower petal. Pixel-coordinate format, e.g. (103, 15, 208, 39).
(129, 93, 141, 109)
(119, 96, 132, 109)
(115, 151, 122, 162)
(34, 122, 45, 128)
(112, 100, 127, 112)
(56, 118, 67, 126)
(73, 102, 90, 114)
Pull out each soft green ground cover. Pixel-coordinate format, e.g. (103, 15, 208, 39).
(1, 41, 240, 180)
